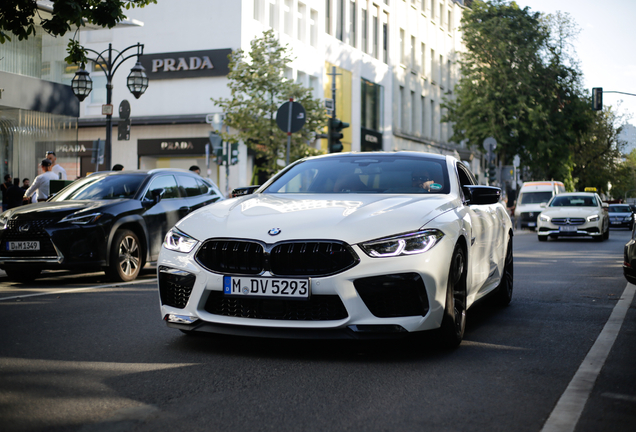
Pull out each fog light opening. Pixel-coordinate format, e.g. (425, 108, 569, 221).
(349, 324, 407, 333)
(164, 314, 198, 324)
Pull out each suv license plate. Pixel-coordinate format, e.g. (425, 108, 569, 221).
(7, 241, 40, 251)
(559, 226, 577, 232)
(223, 276, 310, 299)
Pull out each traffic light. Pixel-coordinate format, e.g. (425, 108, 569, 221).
(209, 132, 223, 165)
(328, 117, 349, 153)
(488, 163, 497, 182)
(592, 87, 603, 111)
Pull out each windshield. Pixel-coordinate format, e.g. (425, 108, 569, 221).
(549, 195, 598, 207)
(51, 174, 146, 201)
(520, 191, 553, 204)
(609, 205, 632, 213)
(263, 155, 451, 194)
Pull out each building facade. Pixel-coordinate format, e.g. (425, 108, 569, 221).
(76, 0, 474, 194)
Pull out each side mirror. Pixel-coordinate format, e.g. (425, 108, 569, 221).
(231, 185, 260, 198)
(463, 185, 501, 205)
(602, 202, 609, 208)
(540, 203, 547, 208)
(143, 188, 165, 208)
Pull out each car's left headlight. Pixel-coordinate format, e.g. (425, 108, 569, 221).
(587, 215, 600, 222)
(60, 212, 103, 224)
(359, 229, 444, 258)
(163, 227, 199, 253)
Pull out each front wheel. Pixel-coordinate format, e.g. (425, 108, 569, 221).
(107, 229, 142, 282)
(437, 245, 467, 349)
(493, 236, 514, 306)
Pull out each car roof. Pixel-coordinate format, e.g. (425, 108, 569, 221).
(87, 168, 200, 177)
(304, 151, 449, 162)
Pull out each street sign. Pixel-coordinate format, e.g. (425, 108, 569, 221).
(276, 101, 306, 134)
(513, 155, 520, 168)
(483, 137, 497, 151)
(119, 100, 130, 120)
(102, 104, 113, 115)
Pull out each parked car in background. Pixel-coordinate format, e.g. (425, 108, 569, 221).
(536, 192, 609, 242)
(608, 204, 634, 230)
(623, 225, 636, 284)
(0, 169, 223, 282)
(514, 181, 566, 229)
(157, 152, 514, 347)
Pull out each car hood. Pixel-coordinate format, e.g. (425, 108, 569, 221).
(176, 193, 459, 244)
(540, 207, 601, 218)
(3, 200, 130, 220)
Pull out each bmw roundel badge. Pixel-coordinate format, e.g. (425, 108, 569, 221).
(268, 228, 281, 236)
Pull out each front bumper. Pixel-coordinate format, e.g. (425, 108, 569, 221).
(537, 222, 602, 238)
(157, 239, 456, 338)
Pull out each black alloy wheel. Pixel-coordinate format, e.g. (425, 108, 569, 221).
(108, 229, 142, 282)
(494, 235, 514, 306)
(438, 245, 467, 348)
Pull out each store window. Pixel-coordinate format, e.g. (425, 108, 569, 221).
(361, 78, 382, 131)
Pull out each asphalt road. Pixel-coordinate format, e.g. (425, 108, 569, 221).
(0, 228, 634, 432)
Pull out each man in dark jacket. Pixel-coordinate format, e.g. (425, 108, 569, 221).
(1, 174, 12, 211)
(6, 178, 24, 209)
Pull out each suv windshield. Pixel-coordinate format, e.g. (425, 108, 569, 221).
(51, 174, 146, 201)
(263, 155, 451, 194)
(550, 195, 598, 207)
(520, 191, 553, 204)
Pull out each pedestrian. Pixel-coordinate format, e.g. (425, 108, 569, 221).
(24, 159, 58, 203)
(189, 165, 201, 175)
(46, 151, 67, 180)
(21, 178, 30, 191)
(6, 178, 24, 209)
(1, 174, 12, 211)
(112, 164, 124, 171)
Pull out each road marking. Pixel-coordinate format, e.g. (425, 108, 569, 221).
(541, 282, 636, 432)
(0, 278, 156, 302)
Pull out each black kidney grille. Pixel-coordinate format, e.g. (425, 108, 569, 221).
(196, 240, 264, 275)
(354, 273, 429, 318)
(270, 242, 357, 276)
(204, 291, 348, 321)
(159, 267, 196, 309)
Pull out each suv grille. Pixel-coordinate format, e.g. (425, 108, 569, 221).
(551, 218, 586, 226)
(0, 219, 57, 257)
(204, 291, 348, 321)
(196, 240, 358, 277)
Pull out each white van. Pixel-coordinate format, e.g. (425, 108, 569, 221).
(514, 181, 566, 229)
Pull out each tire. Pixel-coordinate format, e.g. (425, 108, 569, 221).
(538, 235, 547, 242)
(438, 245, 467, 349)
(604, 224, 610, 240)
(4, 266, 41, 282)
(107, 229, 142, 282)
(494, 236, 514, 306)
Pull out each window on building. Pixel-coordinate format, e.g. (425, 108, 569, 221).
(430, 99, 436, 139)
(372, 6, 379, 58)
(440, 2, 444, 28)
(447, 59, 451, 90)
(269, 0, 278, 29)
(410, 36, 416, 70)
(411, 90, 416, 133)
(350, 1, 356, 47)
(382, 12, 388, 63)
(90, 63, 107, 104)
(297, 2, 306, 42)
(254, 0, 263, 21)
(439, 54, 443, 88)
(399, 86, 405, 131)
(430, 48, 435, 82)
(326, 0, 331, 34)
(361, 78, 382, 131)
(310, 9, 318, 46)
(448, 10, 452, 32)
(361, 6, 368, 53)
(420, 42, 425, 75)
(421, 95, 426, 136)
(336, 0, 345, 41)
(297, 71, 307, 86)
(284, 0, 293, 35)
(430, 0, 435, 20)
(310, 75, 320, 97)
(399, 29, 405, 64)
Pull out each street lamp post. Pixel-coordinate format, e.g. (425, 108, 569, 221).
(71, 43, 148, 169)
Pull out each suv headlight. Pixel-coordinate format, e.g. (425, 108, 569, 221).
(0, 211, 12, 229)
(587, 215, 600, 222)
(539, 214, 551, 222)
(359, 229, 444, 258)
(60, 212, 102, 224)
(163, 227, 198, 253)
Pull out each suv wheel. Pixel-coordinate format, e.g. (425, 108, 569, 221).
(108, 229, 142, 282)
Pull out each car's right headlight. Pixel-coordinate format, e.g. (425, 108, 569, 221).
(0, 211, 13, 229)
(539, 214, 551, 222)
(163, 227, 199, 253)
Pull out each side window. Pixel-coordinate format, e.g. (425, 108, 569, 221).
(177, 175, 202, 197)
(456, 163, 474, 187)
(197, 178, 210, 195)
(145, 175, 180, 200)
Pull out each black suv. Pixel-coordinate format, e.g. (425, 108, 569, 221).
(0, 169, 223, 282)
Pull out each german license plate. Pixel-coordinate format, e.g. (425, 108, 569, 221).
(611, 221, 621, 225)
(7, 241, 40, 251)
(527, 222, 536, 227)
(223, 276, 310, 299)
(559, 226, 577, 232)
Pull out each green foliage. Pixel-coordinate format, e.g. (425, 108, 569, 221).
(212, 30, 327, 180)
(443, 0, 597, 187)
(0, 0, 156, 63)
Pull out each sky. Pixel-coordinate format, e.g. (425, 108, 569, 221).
(512, 0, 636, 125)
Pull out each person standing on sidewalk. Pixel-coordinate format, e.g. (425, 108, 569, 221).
(24, 159, 58, 203)
(6, 178, 24, 209)
(1, 174, 12, 211)
(46, 151, 67, 180)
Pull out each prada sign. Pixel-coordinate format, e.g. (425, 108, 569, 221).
(138, 137, 209, 156)
(140, 49, 232, 80)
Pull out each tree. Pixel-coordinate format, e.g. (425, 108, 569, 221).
(443, 1, 592, 188)
(0, 0, 156, 64)
(212, 30, 327, 182)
